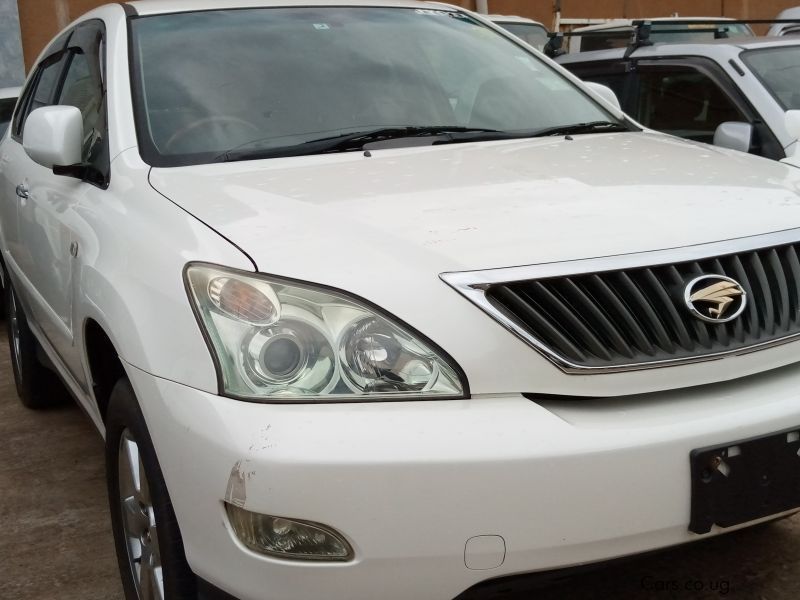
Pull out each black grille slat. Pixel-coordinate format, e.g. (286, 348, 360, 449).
(641, 268, 695, 351)
(784, 245, 800, 324)
(729, 255, 758, 338)
(486, 241, 800, 368)
(491, 286, 587, 362)
(526, 282, 613, 361)
(589, 274, 656, 356)
(615, 272, 675, 353)
(767, 249, 791, 333)
(748, 251, 775, 335)
(561, 279, 636, 358)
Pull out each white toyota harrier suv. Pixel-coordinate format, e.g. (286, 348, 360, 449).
(2, 2, 800, 600)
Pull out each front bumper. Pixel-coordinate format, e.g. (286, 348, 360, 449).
(126, 360, 800, 600)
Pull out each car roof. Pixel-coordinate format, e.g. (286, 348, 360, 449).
(127, 0, 451, 16)
(557, 35, 800, 64)
(0, 86, 21, 100)
(487, 14, 546, 27)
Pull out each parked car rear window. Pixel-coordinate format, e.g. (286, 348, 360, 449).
(130, 7, 617, 166)
(742, 46, 800, 110)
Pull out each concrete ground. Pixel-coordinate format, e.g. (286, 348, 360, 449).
(0, 327, 798, 600)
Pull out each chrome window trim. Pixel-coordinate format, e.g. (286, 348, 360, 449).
(440, 227, 800, 374)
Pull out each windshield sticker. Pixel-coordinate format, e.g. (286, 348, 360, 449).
(415, 9, 449, 16)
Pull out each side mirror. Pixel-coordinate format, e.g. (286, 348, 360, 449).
(23, 106, 83, 170)
(713, 121, 753, 154)
(584, 81, 621, 112)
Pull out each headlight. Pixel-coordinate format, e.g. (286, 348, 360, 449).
(185, 263, 466, 401)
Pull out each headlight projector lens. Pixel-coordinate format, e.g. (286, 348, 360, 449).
(261, 335, 304, 379)
(243, 321, 336, 394)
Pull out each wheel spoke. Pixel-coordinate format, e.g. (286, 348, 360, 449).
(151, 565, 165, 600)
(139, 545, 154, 600)
(147, 519, 164, 600)
(137, 451, 151, 505)
(119, 437, 140, 500)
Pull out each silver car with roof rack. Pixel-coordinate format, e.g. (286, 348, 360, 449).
(556, 29, 800, 162)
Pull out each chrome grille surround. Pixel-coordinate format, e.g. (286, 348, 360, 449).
(440, 229, 800, 374)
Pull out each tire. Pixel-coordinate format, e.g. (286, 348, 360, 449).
(5, 280, 69, 409)
(106, 378, 197, 600)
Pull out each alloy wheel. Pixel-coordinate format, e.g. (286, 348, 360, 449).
(118, 429, 164, 600)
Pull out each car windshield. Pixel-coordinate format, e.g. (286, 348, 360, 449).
(742, 46, 800, 110)
(130, 7, 620, 166)
(494, 22, 549, 51)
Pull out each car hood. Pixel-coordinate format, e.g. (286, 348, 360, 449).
(150, 132, 800, 282)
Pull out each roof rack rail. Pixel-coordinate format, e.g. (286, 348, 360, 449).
(543, 18, 800, 58)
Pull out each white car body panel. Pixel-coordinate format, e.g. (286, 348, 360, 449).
(2, 3, 800, 599)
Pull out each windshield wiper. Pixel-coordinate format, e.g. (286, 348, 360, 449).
(215, 126, 508, 162)
(531, 121, 631, 137)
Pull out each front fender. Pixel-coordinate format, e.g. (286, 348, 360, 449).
(74, 149, 253, 397)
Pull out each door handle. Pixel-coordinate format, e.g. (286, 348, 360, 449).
(15, 184, 29, 199)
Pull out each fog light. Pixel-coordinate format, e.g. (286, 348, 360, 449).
(225, 503, 353, 561)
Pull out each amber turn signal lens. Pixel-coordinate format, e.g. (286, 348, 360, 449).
(208, 277, 279, 325)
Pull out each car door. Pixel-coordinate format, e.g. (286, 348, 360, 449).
(0, 35, 70, 296)
(2, 20, 109, 389)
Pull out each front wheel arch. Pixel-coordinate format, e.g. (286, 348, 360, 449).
(84, 318, 127, 422)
